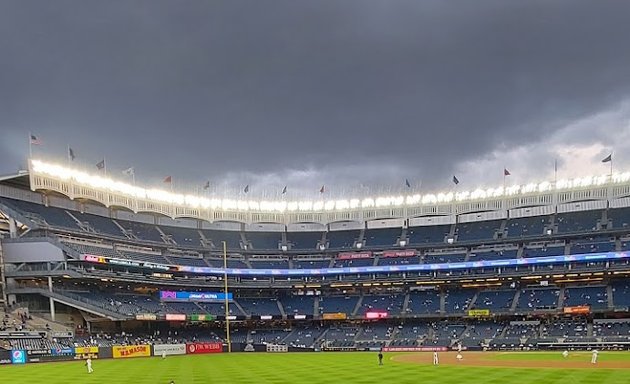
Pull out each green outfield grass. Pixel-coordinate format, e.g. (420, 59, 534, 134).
(1, 352, 629, 384)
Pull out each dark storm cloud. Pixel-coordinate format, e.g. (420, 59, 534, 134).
(1, 0, 630, 193)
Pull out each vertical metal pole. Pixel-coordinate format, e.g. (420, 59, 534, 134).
(223, 241, 231, 352)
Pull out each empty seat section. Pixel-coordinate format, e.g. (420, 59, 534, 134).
(287, 231, 322, 250)
(473, 291, 515, 311)
(516, 288, 559, 311)
(468, 249, 517, 262)
(564, 286, 608, 310)
(246, 231, 282, 250)
(444, 289, 475, 314)
(318, 296, 359, 317)
(202, 229, 242, 249)
(406, 291, 440, 315)
(506, 216, 549, 238)
(281, 296, 315, 316)
(326, 230, 360, 249)
(118, 220, 164, 242)
(160, 225, 202, 247)
(237, 298, 282, 316)
(248, 258, 289, 269)
(293, 259, 331, 269)
(608, 207, 630, 229)
(456, 220, 503, 242)
(522, 246, 565, 258)
(358, 294, 405, 316)
(407, 225, 449, 244)
(363, 227, 401, 247)
(556, 210, 602, 233)
(72, 211, 122, 236)
(1, 198, 79, 229)
(571, 237, 615, 254)
(424, 252, 466, 264)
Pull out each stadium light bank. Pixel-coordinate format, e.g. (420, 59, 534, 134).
(30, 159, 630, 213)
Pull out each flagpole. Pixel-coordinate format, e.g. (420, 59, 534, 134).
(554, 159, 558, 185)
(28, 132, 32, 159)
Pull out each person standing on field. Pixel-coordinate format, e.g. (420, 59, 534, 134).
(378, 351, 383, 365)
(433, 351, 439, 365)
(85, 357, 93, 374)
(591, 350, 599, 364)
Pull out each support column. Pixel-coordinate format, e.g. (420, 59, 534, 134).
(48, 276, 56, 322)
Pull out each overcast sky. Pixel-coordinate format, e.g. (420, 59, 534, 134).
(1, 0, 630, 199)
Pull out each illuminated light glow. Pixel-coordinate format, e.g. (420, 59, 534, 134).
(335, 200, 349, 210)
(361, 198, 374, 208)
(422, 194, 437, 204)
(298, 201, 313, 211)
(28, 159, 630, 214)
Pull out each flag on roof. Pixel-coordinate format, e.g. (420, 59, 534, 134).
(320, 185, 325, 194)
(163, 176, 172, 183)
(203, 181, 210, 190)
(504, 168, 511, 176)
(96, 159, 105, 170)
(405, 179, 411, 188)
(30, 134, 41, 145)
(68, 147, 76, 161)
(244, 185, 249, 193)
(122, 167, 134, 176)
(452, 175, 459, 185)
(282, 186, 287, 194)
(602, 154, 612, 163)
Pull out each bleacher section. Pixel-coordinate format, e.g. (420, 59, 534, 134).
(506, 216, 549, 238)
(556, 210, 602, 234)
(456, 220, 503, 242)
(406, 290, 440, 315)
(564, 286, 608, 310)
(363, 228, 401, 247)
(286, 231, 322, 250)
(516, 288, 559, 311)
(407, 225, 449, 244)
(160, 225, 202, 247)
(246, 232, 282, 250)
(326, 230, 360, 249)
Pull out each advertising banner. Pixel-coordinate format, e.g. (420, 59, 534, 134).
(159, 291, 233, 303)
(382, 346, 448, 352)
(186, 342, 223, 354)
(189, 314, 216, 321)
(112, 345, 151, 359)
(75, 346, 99, 360)
(0, 349, 12, 365)
(563, 306, 590, 314)
(382, 250, 417, 258)
(467, 309, 491, 317)
(365, 311, 388, 319)
(135, 314, 158, 321)
(11, 350, 26, 364)
(322, 313, 347, 320)
(153, 344, 187, 356)
(165, 314, 186, 321)
(337, 252, 372, 260)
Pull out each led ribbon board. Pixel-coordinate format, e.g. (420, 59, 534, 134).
(81, 251, 629, 277)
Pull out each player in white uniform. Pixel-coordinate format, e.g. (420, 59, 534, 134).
(562, 350, 569, 359)
(162, 351, 167, 359)
(86, 357, 93, 373)
(433, 351, 439, 365)
(456, 353, 463, 361)
(591, 350, 598, 364)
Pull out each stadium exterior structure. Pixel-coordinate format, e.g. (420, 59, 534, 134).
(26, 158, 630, 227)
(1, 159, 630, 354)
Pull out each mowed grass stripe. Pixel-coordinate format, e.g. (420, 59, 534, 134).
(0, 352, 628, 384)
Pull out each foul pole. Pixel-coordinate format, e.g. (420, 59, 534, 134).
(223, 241, 231, 352)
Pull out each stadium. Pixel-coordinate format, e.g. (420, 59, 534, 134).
(1, 157, 630, 383)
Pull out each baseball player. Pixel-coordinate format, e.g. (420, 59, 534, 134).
(591, 350, 598, 364)
(433, 351, 439, 365)
(85, 357, 93, 374)
(562, 350, 569, 359)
